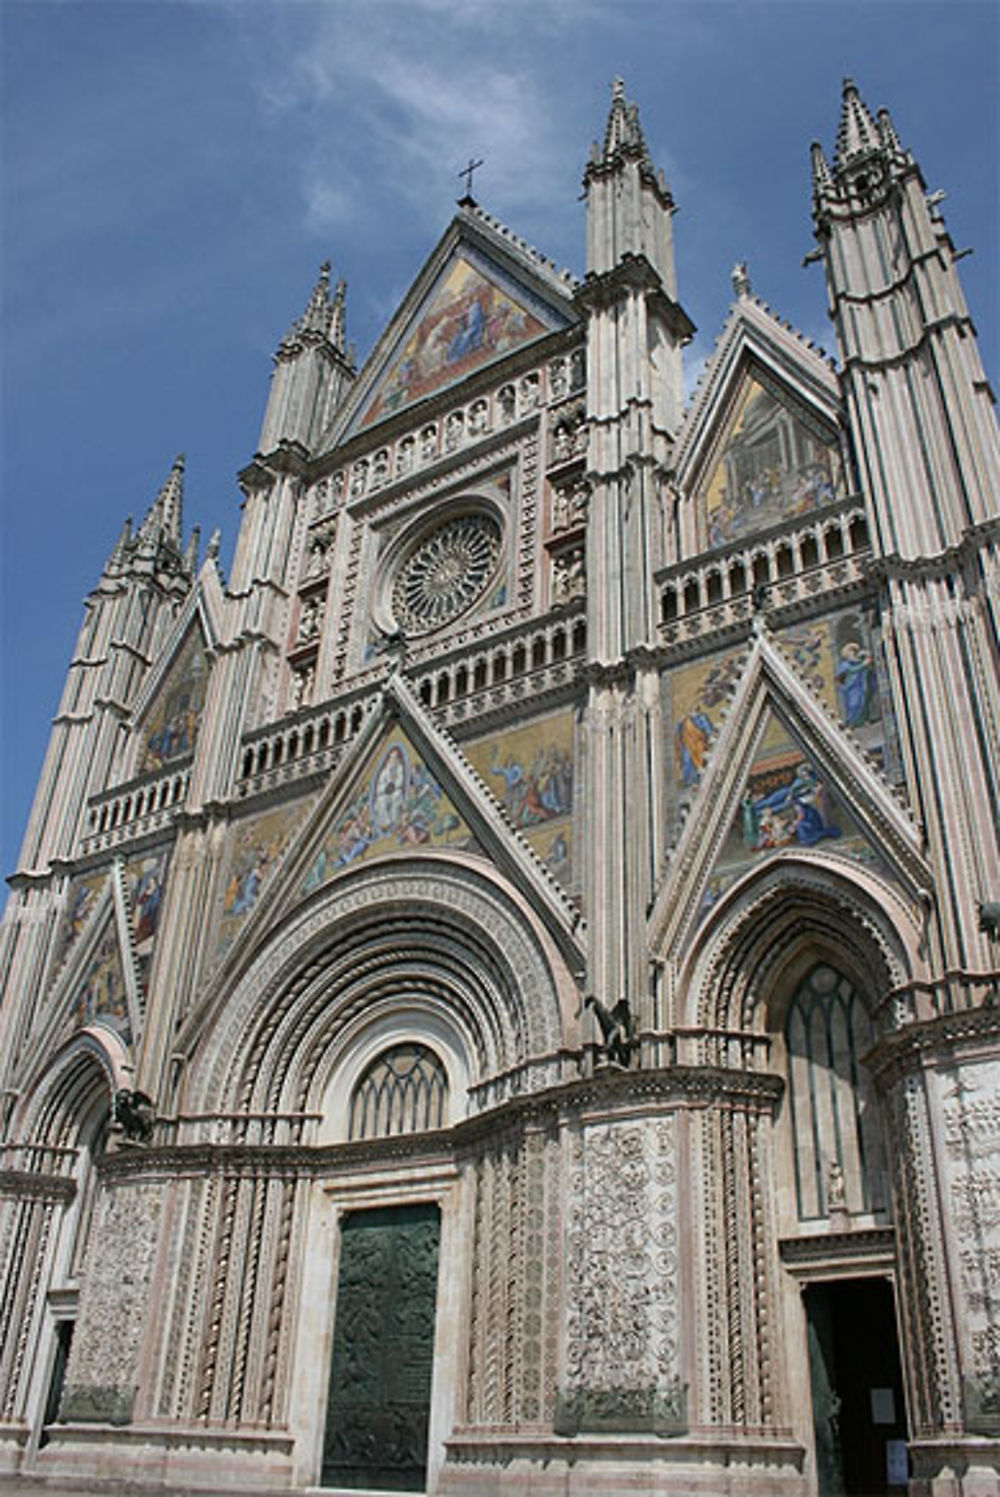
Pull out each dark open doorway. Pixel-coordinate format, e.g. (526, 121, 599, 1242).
(322, 1202, 440, 1491)
(805, 1277, 909, 1496)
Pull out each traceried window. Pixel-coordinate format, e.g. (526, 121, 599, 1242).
(348, 1043, 449, 1141)
(392, 512, 501, 633)
(785, 963, 888, 1220)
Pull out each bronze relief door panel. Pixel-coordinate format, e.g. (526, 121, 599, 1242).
(322, 1202, 440, 1491)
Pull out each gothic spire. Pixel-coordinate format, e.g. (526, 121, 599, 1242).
(138, 453, 185, 546)
(835, 77, 879, 166)
(810, 139, 834, 198)
(587, 76, 664, 186)
(105, 515, 133, 575)
(302, 261, 333, 336)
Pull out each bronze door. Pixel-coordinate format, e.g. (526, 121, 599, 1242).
(322, 1202, 440, 1491)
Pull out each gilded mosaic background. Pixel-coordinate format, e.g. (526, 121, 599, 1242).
(140, 628, 209, 772)
(362, 256, 546, 426)
(464, 711, 575, 888)
(702, 374, 844, 546)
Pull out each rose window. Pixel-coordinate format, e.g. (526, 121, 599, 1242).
(393, 513, 501, 633)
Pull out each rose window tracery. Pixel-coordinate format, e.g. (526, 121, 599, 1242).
(392, 512, 501, 633)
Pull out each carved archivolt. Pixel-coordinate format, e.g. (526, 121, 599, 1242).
(13, 1026, 128, 1147)
(189, 860, 567, 1119)
(681, 856, 922, 1047)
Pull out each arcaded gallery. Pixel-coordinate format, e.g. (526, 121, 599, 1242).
(1, 79, 998, 1496)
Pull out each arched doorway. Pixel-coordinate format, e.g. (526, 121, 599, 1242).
(685, 863, 924, 1497)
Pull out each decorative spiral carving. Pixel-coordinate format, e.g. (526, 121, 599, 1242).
(393, 512, 501, 633)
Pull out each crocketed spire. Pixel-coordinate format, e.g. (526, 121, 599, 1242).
(302, 261, 333, 336)
(835, 78, 879, 165)
(589, 76, 656, 174)
(138, 453, 184, 546)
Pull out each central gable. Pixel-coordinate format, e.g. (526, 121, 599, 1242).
(332, 212, 579, 447)
(360, 252, 549, 429)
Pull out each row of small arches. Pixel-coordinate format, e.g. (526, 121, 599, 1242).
(241, 702, 368, 781)
(415, 617, 587, 709)
(661, 512, 869, 622)
(90, 771, 189, 835)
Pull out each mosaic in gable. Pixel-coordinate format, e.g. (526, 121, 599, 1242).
(302, 733, 475, 895)
(702, 374, 844, 547)
(362, 256, 547, 427)
(140, 628, 209, 773)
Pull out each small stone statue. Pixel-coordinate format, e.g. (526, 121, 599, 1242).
(827, 1158, 847, 1213)
(584, 994, 636, 1068)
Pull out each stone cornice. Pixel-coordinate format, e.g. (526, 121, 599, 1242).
(576, 255, 695, 343)
(0, 1168, 77, 1204)
(865, 1001, 1000, 1083)
(98, 1063, 784, 1183)
(868, 516, 1000, 580)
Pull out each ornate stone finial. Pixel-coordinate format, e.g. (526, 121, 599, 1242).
(206, 528, 222, 561)
(731, 261, 752, 299)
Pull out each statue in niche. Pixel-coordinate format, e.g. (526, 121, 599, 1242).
(312, 478, 330, 518)
(553, 548, 585, 604)
(468, 398, 489, 435)
(290, 663, 315, 710)
(396, 438, 414, 476)
(549, 357, 568, 400)
(520, 372, 540, 410)
(371, 449, 390, 487)
(298, 595, 323, 642)
(584, 994, 636, 1068)
(498, 385, 516, 424)
(350, 459, 369, 497)
(420, 425, 438, 462)
(826, 1158, 847, 1213)
(445, 411, 464, 451)
(552, 422, 574, 463)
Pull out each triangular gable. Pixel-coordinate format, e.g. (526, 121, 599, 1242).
(674, 296, 847, 556)
(330, 211, 578, 446)
(129, 571, 223, 777)
(30, 866, 145, 1077)
(190, 672, 585, 1027)
(649, 625, 928, 961)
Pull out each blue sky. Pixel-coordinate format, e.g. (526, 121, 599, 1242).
(2, 0, 997, 876)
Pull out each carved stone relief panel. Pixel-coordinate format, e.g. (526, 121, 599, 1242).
(61, 1180, 164, 1424)
(934, 1058, 1000, 1432)
(559, 1115, 682, 1434)
(885, 1073, 962, 1436)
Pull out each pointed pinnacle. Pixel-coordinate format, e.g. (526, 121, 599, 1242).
(602, 75, 647, 160)
(141, 454, 185, 545)
(329, 276, 347, 352)
(302, 261, 333, 335)
(107, 515, 133, 572)
(876, 106, 903, 155)
(836, 77, 879, 165)
(810, 139, 834, 196)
